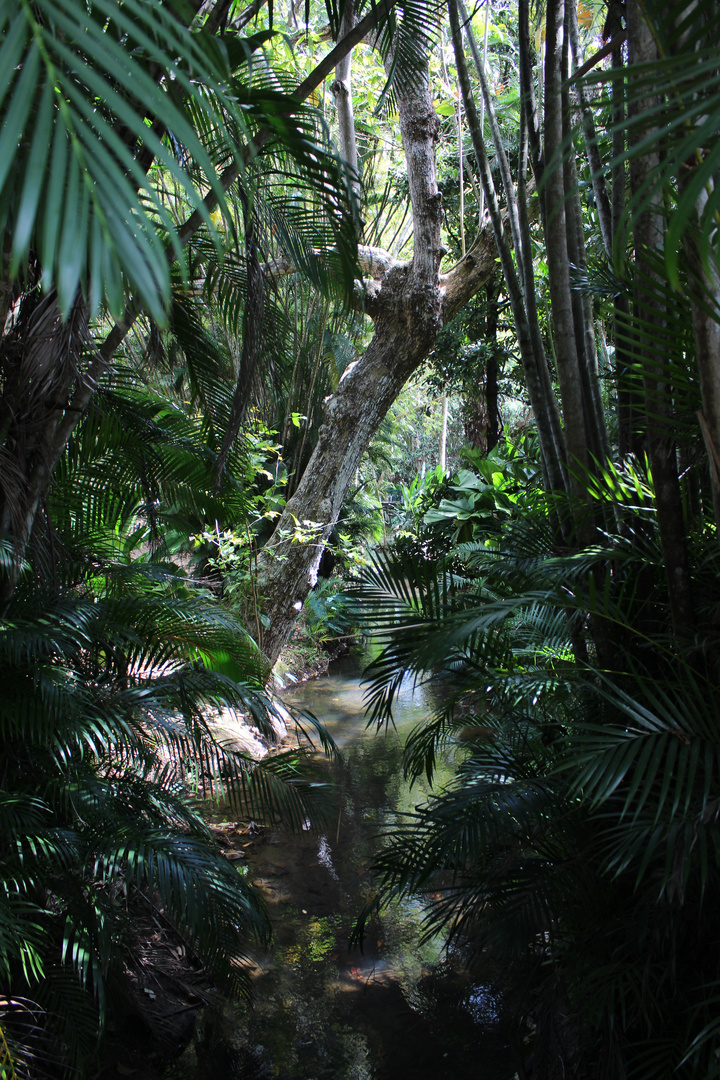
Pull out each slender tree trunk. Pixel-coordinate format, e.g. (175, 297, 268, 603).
(464, 281, 502, 455)
(544, 0, 592, 535)
(626, 0, 694, 629)
(518, 0, 543, 195)
(332, 0, 360, 204)
(469, 0, 552, 447)
(439, 395, 449, 469)
(458, 1, 524, 287)
(607, 16, 642, 461)
(561, 19, 609, 472)
(486, 281, 501, 453)
(450, 0, 567, 496)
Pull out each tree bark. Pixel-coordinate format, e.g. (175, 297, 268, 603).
(626, 0, 694, 630)
(257, 48, 447, 664)
(450, 0, 567, 498)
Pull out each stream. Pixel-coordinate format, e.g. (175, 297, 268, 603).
(177, 651, 517, 1080)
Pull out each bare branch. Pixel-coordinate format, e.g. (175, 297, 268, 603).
(569, 30, 627, 82)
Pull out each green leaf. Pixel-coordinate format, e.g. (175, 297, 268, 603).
(0, 41, 39, 193)
(11, 78, 54, 270)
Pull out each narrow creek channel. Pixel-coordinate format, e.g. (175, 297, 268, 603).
(180, 652, 517, 1080)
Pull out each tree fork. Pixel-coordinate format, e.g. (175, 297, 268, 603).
(256, 46, 446, 665)
(0, 0, 401, 588)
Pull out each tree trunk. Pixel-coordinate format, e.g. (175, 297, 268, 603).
(607, 18, 643, 461)
(518, 0, 543, 199)
(450, 0, 567, 497)
(485, 283, 501, 453)
(464, 281, 501, 455)
(626, 0, 694, 630)
(257, 47, 447, 665)
(331, 0, 360, 204)
(439, 394, 449, 470)
(561, 27, 609, 474)
(543, 0, 591, 527)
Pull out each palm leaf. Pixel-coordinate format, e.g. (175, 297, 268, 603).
(0, 0, 255, 320)
(577, 0, 720, 291)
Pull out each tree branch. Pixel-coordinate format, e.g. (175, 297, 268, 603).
(569, 30, 627, 82)
(42, 1, 400, 500)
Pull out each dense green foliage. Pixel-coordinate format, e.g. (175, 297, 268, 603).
(0, 363, 340, 1076)
(352, 447, 720, 1077)
(2, 0, 720, 1075)
(348, 0, 720, 1073)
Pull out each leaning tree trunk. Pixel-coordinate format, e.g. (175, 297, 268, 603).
(257, 50, 445, 664)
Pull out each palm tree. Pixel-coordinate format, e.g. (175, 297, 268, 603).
(0, 348, 341, 1074)
(0, 5, 352, 1058)
(351, 446, 720, 1078)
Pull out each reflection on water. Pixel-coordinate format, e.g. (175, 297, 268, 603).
(290, 652, 438, 747)
(174, 652, 515, 1080)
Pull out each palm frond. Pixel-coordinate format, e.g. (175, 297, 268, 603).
(0, 0, 250, 320)
(562, 665, 720, 901)
(577, 0, 720, 291)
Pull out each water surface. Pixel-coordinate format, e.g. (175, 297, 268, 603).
(181, 653, 516, 1080)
